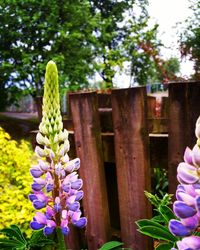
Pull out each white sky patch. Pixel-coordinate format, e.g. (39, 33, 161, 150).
(96, 0, 195, 87)
(148, 0, 194, 77)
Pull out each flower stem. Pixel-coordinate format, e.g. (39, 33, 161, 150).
(56, 227, 66, 250)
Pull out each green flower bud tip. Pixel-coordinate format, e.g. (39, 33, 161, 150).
(39, 60, 63, 137)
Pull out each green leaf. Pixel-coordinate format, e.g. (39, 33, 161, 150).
(137, 225, 177, 242)
(155, 242, 174, 250)
(29, 230, 55, 247)
(136, 219, 168, 230)
(0, 238, 25, 249)
(99, 241, 124, 250)
(0, 225, 27, 244)
(151, 215, 165, 223)
(158, 205, 177, 223)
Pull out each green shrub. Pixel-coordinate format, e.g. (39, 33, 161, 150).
(0, 127, 34, 235)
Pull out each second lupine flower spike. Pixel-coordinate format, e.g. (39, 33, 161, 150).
(29, 61, 87, 236)
(169, 116, 200, 249)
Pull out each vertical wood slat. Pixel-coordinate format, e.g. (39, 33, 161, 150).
(69, 92, 111, 250)
(111, 87, 152, 250)
(168, 82, 200, 194)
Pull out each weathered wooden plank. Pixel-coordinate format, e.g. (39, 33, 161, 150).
(69, 91, 111, 250)
(97, 92, 112, 108)
(111, 87, 152, 250)
(168, 82, 200, 194)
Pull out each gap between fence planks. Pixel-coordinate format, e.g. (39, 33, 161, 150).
(111, 87, 152, 250)
(69, 92, 111, 250)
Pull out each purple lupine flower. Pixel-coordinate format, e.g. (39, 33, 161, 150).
(44, 220, 56, 236)
(169, 116, 200, 249)
(31, 178, 46, 191)
(30, 165, 44, 178)
(176, 236, 200, 250)
(29, 61, 87, 237)
(30, 212, 47, 230)
(29, 192, 49, 210)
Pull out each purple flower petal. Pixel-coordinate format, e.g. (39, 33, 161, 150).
(176, 191, 195, 206)
(195, 117, 200, 138)
(177, 163, 199, 184)
(35, 146, 47, 157)
(73, 217, 87, 228)
(62, 182, 71, 193)
(70, 210, 81, 222)
(169, 219, 191, 237)
(54, 197, 62, 213)
(38, 160, 49, 171)
(30, 221, 45, 230)
(54, 203, 62, 213)
(44, 227, 54, 236)
(177, 236, 200, 250)
(30, 166, 44, 178)
(33, 200, 47, 209)
(62, 226, 70, 235)
(173, 201, 197, 219)
(68, 201, 80, 212)
(75, 191, 84, 201)
(192, 144, 200, 166)
(46, 219, 56, 228)
(46, 183, 54, 192)
(184, 147, 193, 165)
(45, 207, 55, 219)
(195, 196, 200, 212)
(29, 194, 37, 202)
(34, 212, 47, 224)
(32, 182, 45, 191)
(181, 215, 199, 231)
(71, 179, 83, 190)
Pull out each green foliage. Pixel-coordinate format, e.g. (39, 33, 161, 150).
(136, 192, 178, 249)
(0, 224, 55, 249)
(152, 168, 168, 197)
(90, 0, 160, 87)
(0, 0, 96, 96)
(99, 241, 125, 250)
(0, 0, 161, 102)
(180, 0, 200, 78)
(0, 127, 34, 235)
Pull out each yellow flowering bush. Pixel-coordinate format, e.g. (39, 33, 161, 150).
(0, 127, 35, 235)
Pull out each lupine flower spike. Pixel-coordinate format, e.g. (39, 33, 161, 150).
(169, 117, 200, 249)
(29, 61, 87, 238)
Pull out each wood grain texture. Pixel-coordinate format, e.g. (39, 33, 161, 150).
(168, 82, 200, 194)
(111, 87, 152, 250)
(70, 91, 111, 250)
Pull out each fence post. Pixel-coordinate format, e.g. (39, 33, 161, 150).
(69, 91, 111, 250)
(111, 87, 152, 250)
(168, 82, 200, 195)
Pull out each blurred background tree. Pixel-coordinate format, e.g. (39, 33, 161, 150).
(180, 0, 200, 79)
(0, 0, 167, 111)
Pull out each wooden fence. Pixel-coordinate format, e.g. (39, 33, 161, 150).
(31, 81, 200, 250)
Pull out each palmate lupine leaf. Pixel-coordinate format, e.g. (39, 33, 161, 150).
(28, 230, 55, 248)
(0, 224, 27, 249)
(0, 225, 26, 243)
(0, 238, 26, 250)
(0, 225, 56, 250)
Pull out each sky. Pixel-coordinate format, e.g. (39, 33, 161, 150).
(148, 0, 194, 77)
(102, 0, 195, 87)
